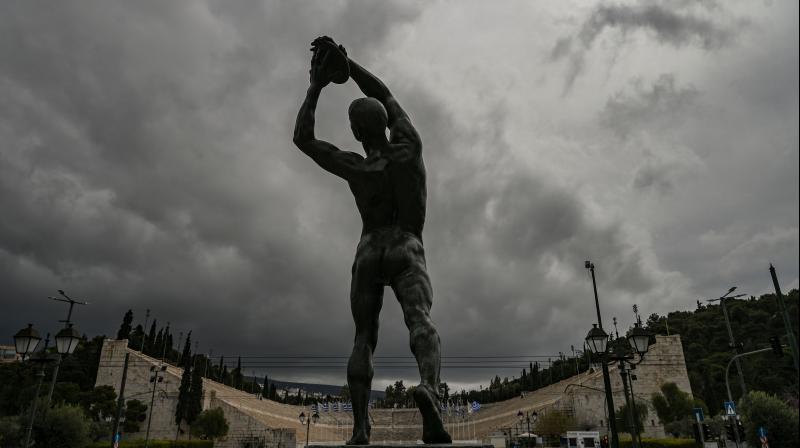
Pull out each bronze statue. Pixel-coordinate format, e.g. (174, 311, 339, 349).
(293, 36, 452, 445)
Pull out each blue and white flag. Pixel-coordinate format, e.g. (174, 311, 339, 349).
(471, 401, 481, 412)
(322, 402, 329, 412)
(334, 402, 340, 412)
(344, 402, 353, 411)
(311, 403, 317, 412)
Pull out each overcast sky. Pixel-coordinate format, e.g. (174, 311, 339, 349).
(1, 0, 797, 391)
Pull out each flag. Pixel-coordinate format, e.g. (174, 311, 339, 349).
(471, 401, 481, 412)
(322, 402, 329, 412)
(344, 402, 353, 411)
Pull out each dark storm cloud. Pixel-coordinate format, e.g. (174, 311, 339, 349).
(551, 1, 741, 92)
(1, 1, 796, 390)
(0, 1, 424, 369)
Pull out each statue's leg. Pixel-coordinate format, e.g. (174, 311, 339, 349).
(390, 239, 452, 444)
(347, 250, 383, 445)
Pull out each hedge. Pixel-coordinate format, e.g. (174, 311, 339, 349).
(619, 438, 699, 448)
(86, 440, 213, 448)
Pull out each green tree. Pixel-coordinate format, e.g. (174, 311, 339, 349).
(116, 309, 133, 340)
(261, 374, 270, 399)
(232, 357, 243, 389)
(534, 410, 575, 438)
(32, 403, 91, 448)
(340, 384, 351, 401)
(80, 385, 117, 421)
(191, 407, 229, 441)
(739, 390, 798, 448)
(0, 415, 21, 447)
(145, 319, 157, 355)
(175, 333, 193, 428)
(651, 382, 694, 423)
(127, 324, 144, 350)
(122, 399, 147, 433)
(154, 328, 164, 356)
(617, 401, 648, 436)
(216, 355, 224, 382)
(187, 356, 204, 426)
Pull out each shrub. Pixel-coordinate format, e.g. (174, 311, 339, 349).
(0, 415, 22, 448)
(86, 440, 213, 448)
(190, 407, 229, 440)
(738, 390, 798, 448)
(32, 403, 92, 448)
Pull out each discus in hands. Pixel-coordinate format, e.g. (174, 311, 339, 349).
(310, 36, 349, 84)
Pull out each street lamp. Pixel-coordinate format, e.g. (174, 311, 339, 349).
(13, 326, 54, 448)
(584, 260, 620, 448)
(517, 410, 538, 446)
(14, 324, 41, 360)
(54, 324, 81, 355)
(299, 409, 320, 447)
(706, 287, 748, 398)
(606, 322, 653, 448)
(627, 324, 651, 356)
(586, 324, 609, 354)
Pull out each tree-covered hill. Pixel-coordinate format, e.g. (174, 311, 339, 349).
(644, 289, 798, 416)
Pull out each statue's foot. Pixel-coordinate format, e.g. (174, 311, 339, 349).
(346, 428, 370, 445)
(414, 384, 452, 444)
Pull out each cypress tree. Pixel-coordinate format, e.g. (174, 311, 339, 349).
(179, 332, 193, 369)
(116, 309, 134, 340)
(165, 331, 174, 361)
(176, 348, 193, 428)
(233, 357, 243, 389)
(261, 374, 270, 400)
(270, 383, 277, 401)
(187, 355, 204, 425)
(216, 356, 224, 381)
(154, 329, 164, 357)
(221, 364, 229, 386)
(128, 324, 144, 350)
(145, 319, 157, 355)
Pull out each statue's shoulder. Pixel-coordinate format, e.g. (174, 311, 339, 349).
(390, 118, 421, 148)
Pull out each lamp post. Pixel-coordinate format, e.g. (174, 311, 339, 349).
(706, 287, 748, 398)
(517, 410, 538, 447)
(299, 409, 320, 447)
(13, 324, 49, 448)
(143, 364, 168, 448)
(46, 289, 88, 404)
(584, 261, 619, 448)
(605, 322, 653, 448)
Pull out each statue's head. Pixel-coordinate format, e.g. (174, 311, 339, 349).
(348, 97, 387, 142)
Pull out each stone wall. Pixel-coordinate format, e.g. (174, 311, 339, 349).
(557, 334, 693, 438)
(96, 335, 692, 445)
(95, 339, 296, 447)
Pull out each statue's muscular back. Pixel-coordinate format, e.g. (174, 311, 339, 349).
(350, 119, 426, 240)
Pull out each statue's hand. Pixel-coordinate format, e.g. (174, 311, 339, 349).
(309, 36, 348, 87)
